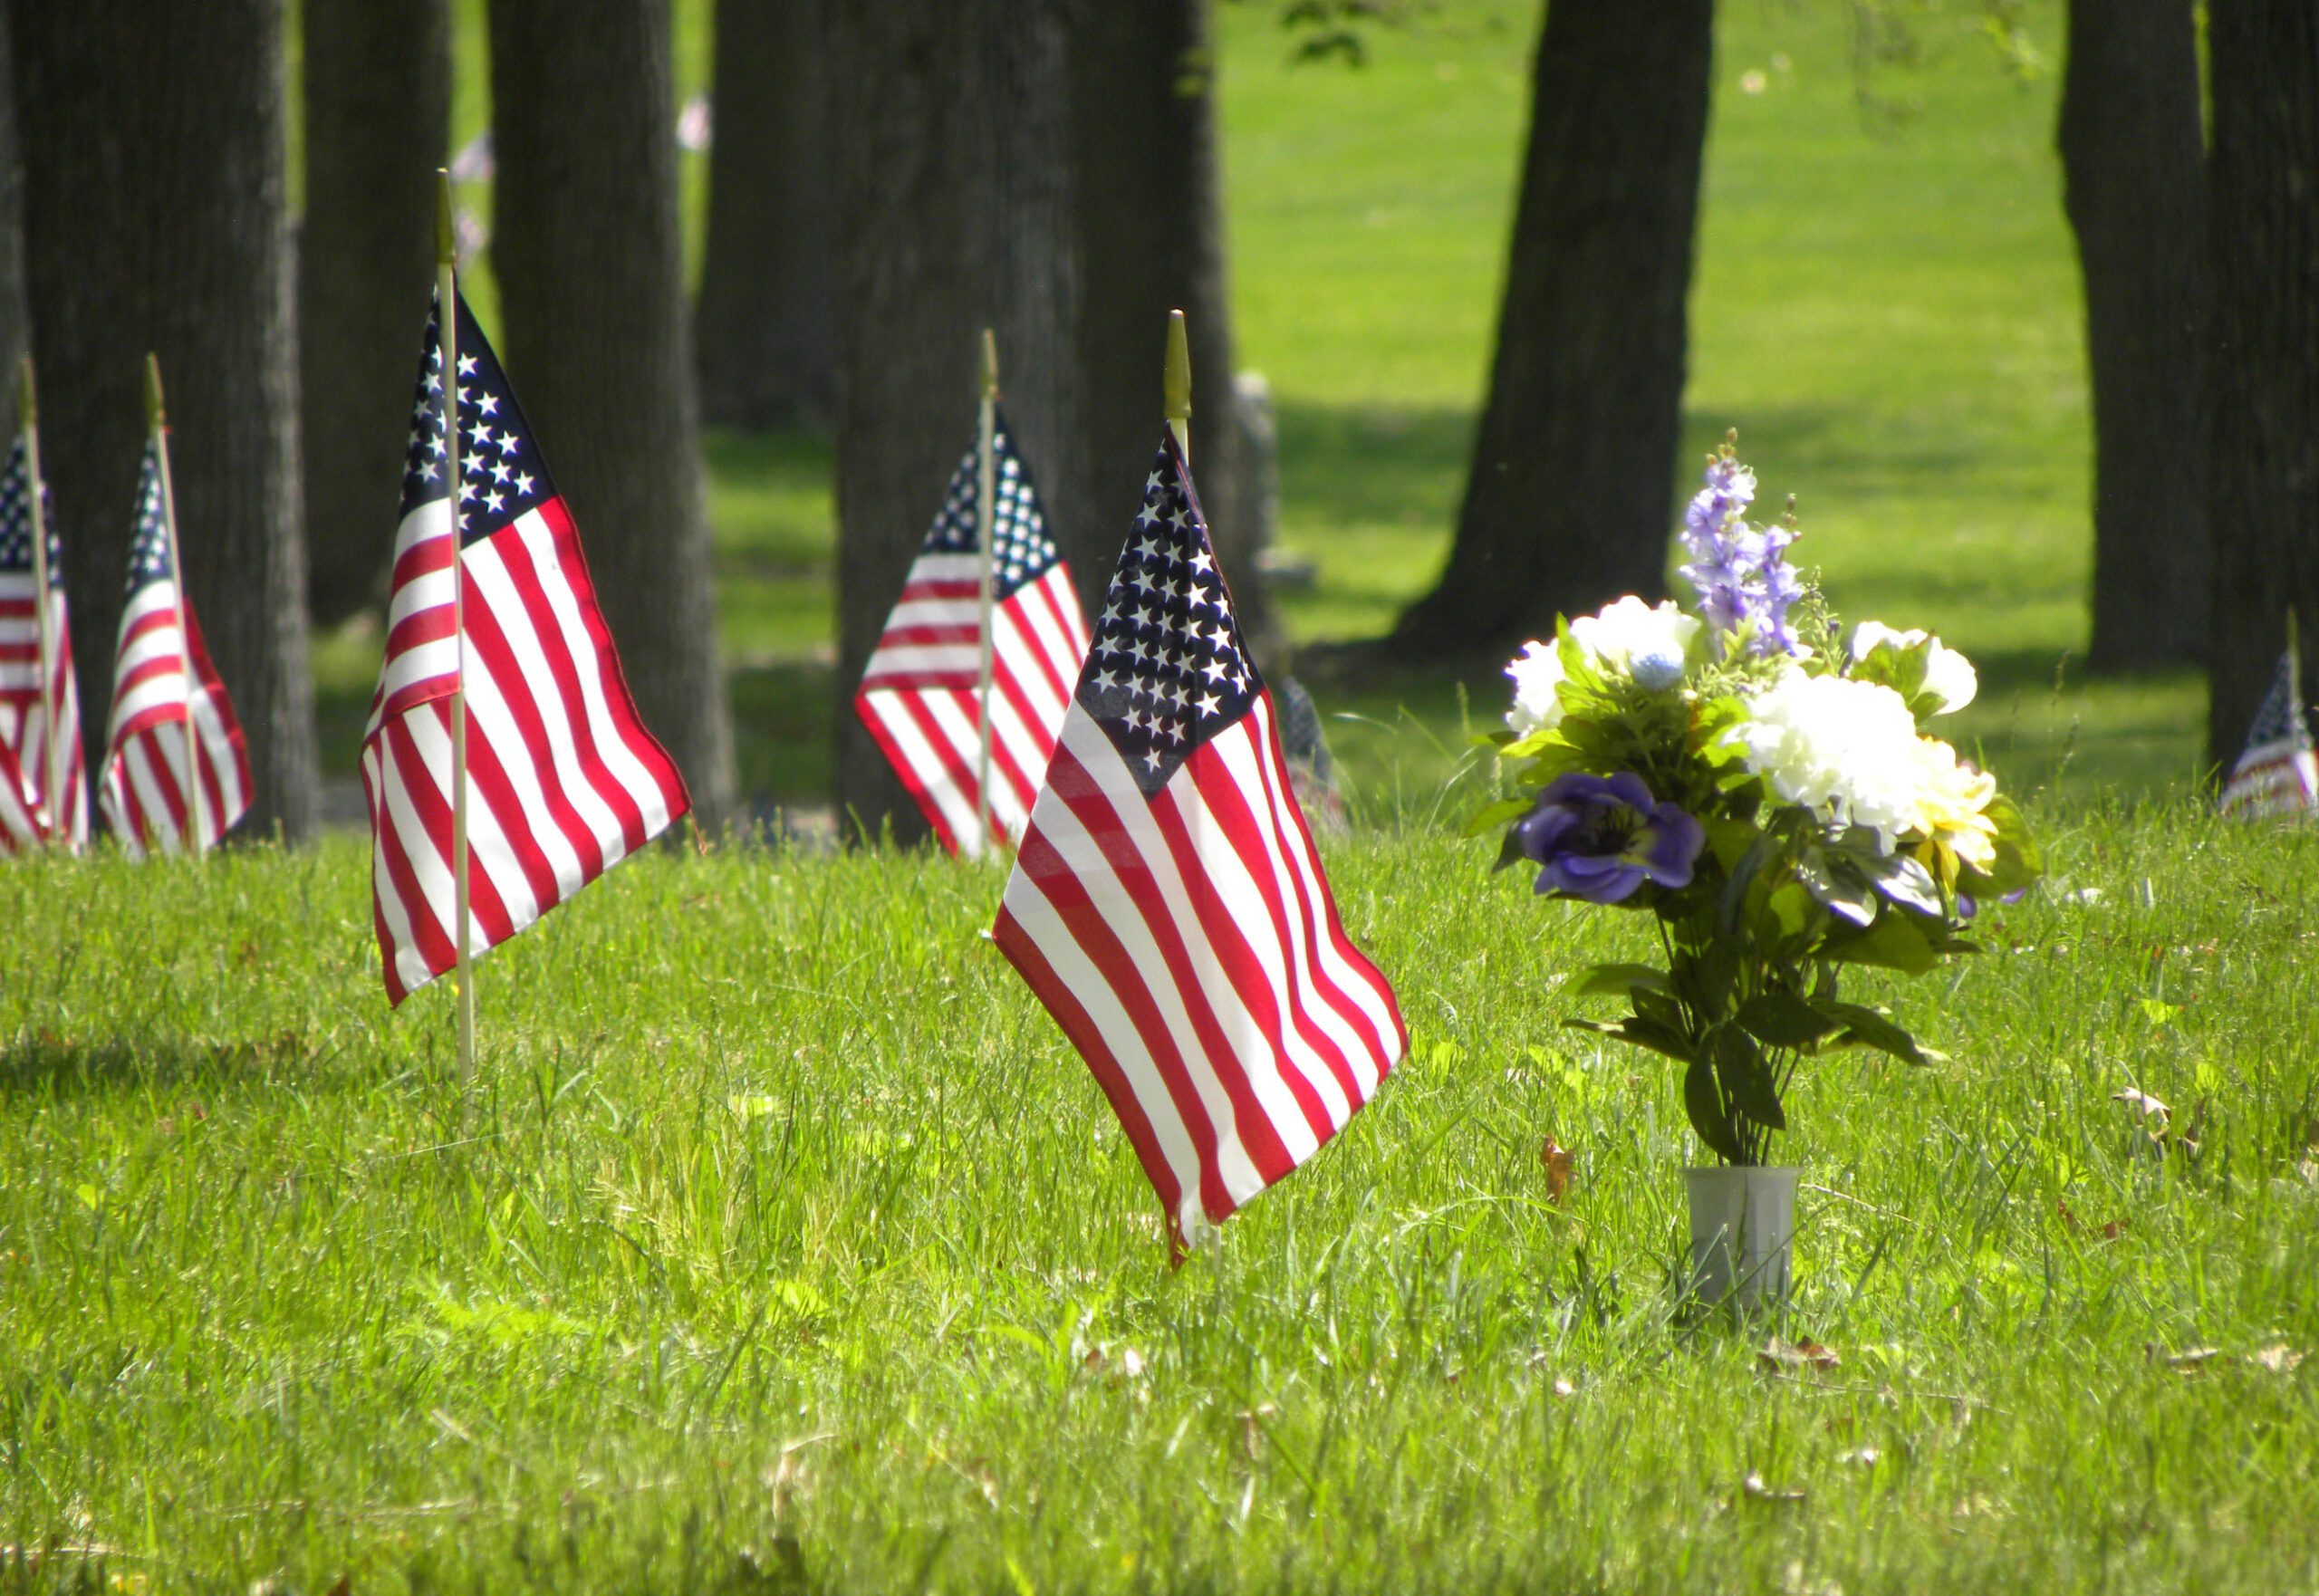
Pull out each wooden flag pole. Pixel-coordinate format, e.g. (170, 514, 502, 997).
(144, 356, 208, 860)
(973, 329, 1000, 860)
(2289, 606, 2307, 730)
(17, 359, 66, 849)
(438, 171, 476, 1087)
(1164, 310, 1192, 466)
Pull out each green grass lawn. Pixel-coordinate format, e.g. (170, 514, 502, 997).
(307, 0, 2200, 818)
(4, 806, 2315, 1591)
(30, 14, 2296, 1586)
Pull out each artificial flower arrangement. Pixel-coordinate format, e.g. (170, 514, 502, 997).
(1471, 435, 2043, 1167)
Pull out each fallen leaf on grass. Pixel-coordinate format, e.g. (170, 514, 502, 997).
(2146, 1343, 2224, 1373)
(1837, 1447, 1881, 1467)
(1741, 1471, 1806, 1505)
(325, 1576, 351, 1596)
(1757, 1337, 1842, 1373)
(1539, 1136, 1574, 1204)
(2250, 1343, 2305, 1374)
(1236, 1403, 1277, 1462)
(2057, 1198, 2129, 1242)
(1081, 1344, 1148, 1382)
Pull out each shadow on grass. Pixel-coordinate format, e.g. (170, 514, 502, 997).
(0, 1032, 317, 1097)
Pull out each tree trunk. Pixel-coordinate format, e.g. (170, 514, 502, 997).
(12, 0, 320, 841)
(0, 5, 26, 383)
(827, 0, 1084, 844)
(1072, 0, 1273, 660)
(300, 0, 451, 629)
(2204, 0, 2319, 772)
(1390, 0, 1714, 662)
(489, 0, 737, 832)
(694, 0, 836, 431)
(2060, 0, 2208, 674)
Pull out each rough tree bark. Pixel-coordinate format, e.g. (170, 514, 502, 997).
(1073, 0, 1272, 659)
(827, 0, 1084, 844)
(2060, 0, 2208, 673)
(694, 0, 836, 430)
(1390, 0, 1715, 662)
(2203, 0, 2319, 772)
(301, 0, 452, 629)
(0, 5, 24, 382)
(12, 0, 320, 841)
(489, 0, 738, 832)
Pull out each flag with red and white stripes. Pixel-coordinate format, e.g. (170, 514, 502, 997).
(854, 414, 1088, 857)
(0, 432, 86, 853)
(2219, 639, 2319, 821)
(98, 437, 251, 858)
(993, 431, 1405, 1245)
(362, 288, 689, 1005)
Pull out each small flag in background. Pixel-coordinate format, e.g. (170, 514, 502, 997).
(363, 289, 689, 1005)
(993, 432, 1406, 1246)
(2219, 640, 2319, 820)
(0, 433, 86, 852)
(854, 414, 1090, 857)
(98, 438, 251, 858)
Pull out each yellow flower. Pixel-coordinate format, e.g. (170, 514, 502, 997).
(1909, 738, 1997, 875)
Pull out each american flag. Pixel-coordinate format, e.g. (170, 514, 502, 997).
(97, 437, 251, 858)
(993, 432, 1406, 1245)
(2219, 641, 2319, 819)
(853, 413, 1089, 856)
(0, 433, 86, 852)
(363, 289, 689, 1005)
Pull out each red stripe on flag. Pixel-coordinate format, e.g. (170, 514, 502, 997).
(1046, 745, 1302, 1188)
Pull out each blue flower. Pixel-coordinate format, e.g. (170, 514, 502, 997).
(1513, 773, 1706, 904)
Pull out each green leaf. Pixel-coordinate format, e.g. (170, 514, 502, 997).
(1956, 794, 2045, 898)
(1861, 849, 1943, 917)
(1823, 907, 1939, 974)
(1560, 963, 1676, 1000)
(1717, 831, 1780, 935)
(1711, 1024, 1786, 1130)
(1562, 1015, 1695, 1064)
(1631, 985, 1690, 1039)
(1683, 1053, 1746, 1163)
(1737, 991, 1843, 1049)
(1463, 796, 1532, 840)
(1766, 880, 1818, 942)
(1794, 845, 1879, 927)
(1811, 999, 1946, 1066)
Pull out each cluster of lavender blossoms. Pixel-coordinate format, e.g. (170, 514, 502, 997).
(1679, 437, 1804, 658)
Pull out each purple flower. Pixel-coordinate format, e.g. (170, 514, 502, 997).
(1679, 446, 1804, 657)
(1513, 772, 1706, 904)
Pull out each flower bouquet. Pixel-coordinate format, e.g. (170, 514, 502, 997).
(1472, 435, 2043, 1176)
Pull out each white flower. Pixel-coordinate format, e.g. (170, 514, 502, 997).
(1504, 597, 1698, 738)
(1571, 596, 1701, 686)
(1505, 640, 1567, 737)
(1729, 671, 1935, 851)
(1850, 621, 1977, 714)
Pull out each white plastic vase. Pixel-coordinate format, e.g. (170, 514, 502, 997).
(1683, 1165, 1798, 1309)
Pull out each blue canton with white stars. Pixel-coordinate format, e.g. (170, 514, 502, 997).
(0, 437, 63, 586)
(121, 442, 175, 596)
(2242, 650, 2314, 754)
(920, 409, 1061, 601)
(400, 288, 557, 545)
(1081, 432, 1261, 795)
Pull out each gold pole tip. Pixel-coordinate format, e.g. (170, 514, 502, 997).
(144, 353, 166, 428)
(435, 168, 457, 267)
(979, 327, 998, 396)
(1163, 310, 1191, 424)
